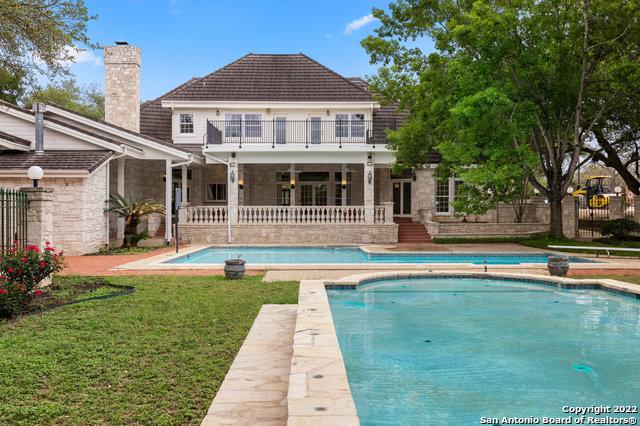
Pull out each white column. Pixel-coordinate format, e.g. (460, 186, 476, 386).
(105, 161, 110, 246)
(290, 163, 296, 206)
(165, 160, 172, 242)
(116, 157, 125, 240)
(364, 159, 375, 223)
(181, 165, 188, 205)
(228, 161, 239, 224)
(341, 163, 347, 207)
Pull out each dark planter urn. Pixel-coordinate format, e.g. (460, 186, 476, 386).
(547, 256, 569, 277)
(224, 259, 246, 280)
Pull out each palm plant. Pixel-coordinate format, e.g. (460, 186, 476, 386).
(105, 194, 166, 247)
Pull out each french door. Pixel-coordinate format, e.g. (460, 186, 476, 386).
(275, 116, 286, 144)
(309, 116, 322, 144)
(392, 180, 412, 216)
(300, 184, 328, 206)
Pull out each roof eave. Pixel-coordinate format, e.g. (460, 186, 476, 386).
(160, 100, 380, 109)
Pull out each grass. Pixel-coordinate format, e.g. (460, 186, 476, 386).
(432, 235, 640, 257)
(0, 275, 298, 425)
(85, 245, 166, 256)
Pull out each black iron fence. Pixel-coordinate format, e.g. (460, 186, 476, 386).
(0, 188, 28, 252)
(204, 119, 391, 148)
(577, 196, 610, 237)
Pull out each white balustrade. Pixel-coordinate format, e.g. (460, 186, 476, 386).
(182, 206, 227, 224)
(238, 206, 368, 224)
(182, 205, 394, 225)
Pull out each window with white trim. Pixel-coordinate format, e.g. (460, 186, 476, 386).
(350, 114, 365, 137)
(224, 114, 242, 137)
(244, 114, 262, 137)
(206, 183, 227, 202)
(179, 113, 194, 134)
(335, 114, 349, 138)
(435, 178, 462, 214)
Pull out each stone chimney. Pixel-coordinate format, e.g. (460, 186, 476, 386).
(104, 42, 141, 132)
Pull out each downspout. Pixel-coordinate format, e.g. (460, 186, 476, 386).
(204, 153, 232, 243)
(103, 145, 128, 247)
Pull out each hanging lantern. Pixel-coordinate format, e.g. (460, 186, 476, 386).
(341, 178, 348, 190)
(238, 179, 244, 190)
(290, 178, 296, 190)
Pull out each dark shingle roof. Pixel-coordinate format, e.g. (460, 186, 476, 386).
(140, 78, 200, 142)
(0, 130, 31, 147)
(164, 54, 373, 102)
(0, 150, 113, 172)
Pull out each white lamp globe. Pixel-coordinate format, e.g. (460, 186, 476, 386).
(533, 188, 540, 194)
(27, 165, 44, 181)
(567, 186, 574, 194)
(614, 186, 622, 194)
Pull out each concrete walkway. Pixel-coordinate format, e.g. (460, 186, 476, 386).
(202, 304, 297, 425)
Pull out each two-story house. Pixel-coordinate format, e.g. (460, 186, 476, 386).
(0, 43, 461, 254)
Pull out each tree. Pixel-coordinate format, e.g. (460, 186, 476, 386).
(24, 79, 104, 120)
(363, 0, 640, 237)
(0, 67, 25, 103)
(0, 0, 96, 83)
(105, 195, 166, 248)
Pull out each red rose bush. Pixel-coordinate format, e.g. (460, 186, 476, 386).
(0, 242, 64, 318)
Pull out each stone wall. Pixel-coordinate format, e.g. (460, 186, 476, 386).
(181, 223, 398, 244)
(104, 44, 141, 132)
(431, 222, 549, 237)
(0, 168, 109, 255)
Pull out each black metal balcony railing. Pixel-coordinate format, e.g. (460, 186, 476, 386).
(205, 119, 392, 148)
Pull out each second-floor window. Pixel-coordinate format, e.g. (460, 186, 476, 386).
(179, 113, 194, 134)
(335, 113, 365, 138)
(225, 114, 242, 137)
(244, 114, 262, 138)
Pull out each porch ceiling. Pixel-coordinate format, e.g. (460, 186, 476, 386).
(203, 149, 394, 165)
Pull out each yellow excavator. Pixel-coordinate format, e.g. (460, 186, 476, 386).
(571, 175, 613, 208)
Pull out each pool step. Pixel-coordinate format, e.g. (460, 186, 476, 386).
(394, 218, 432, 243)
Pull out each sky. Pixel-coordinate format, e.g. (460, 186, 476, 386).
(64, 0, 434, 102)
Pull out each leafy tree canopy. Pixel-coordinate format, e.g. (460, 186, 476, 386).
(24, 79, 104, 120)
(363, 0, 640, 236)
(0, 0, 96, 83)
(0, 67, 25, 104)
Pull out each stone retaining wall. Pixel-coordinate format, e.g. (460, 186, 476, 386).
(430, 222, 549, 237)
(181, 223, 399, 244)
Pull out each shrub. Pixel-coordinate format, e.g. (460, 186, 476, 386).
(600, 218, 640, 240)
(0, 242, 65, 318)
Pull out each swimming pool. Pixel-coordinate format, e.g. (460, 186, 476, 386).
(165, 246, 595, 265)
(328, 277, 640, 425)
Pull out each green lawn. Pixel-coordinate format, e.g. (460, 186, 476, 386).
(432, 235, 640, 257)
(0, 275, 298, 425)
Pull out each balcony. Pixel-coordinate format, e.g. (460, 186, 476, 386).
(204, 119, 391, 148)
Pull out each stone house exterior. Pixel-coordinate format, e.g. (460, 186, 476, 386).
(0, 43, 571, 254)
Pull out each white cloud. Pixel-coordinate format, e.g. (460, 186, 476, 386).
(63, 46, 102, 67)
(344, 14, 377, 35)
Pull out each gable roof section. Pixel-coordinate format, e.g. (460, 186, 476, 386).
(140, 77, 200, 142)
(163, 54, 374, 102)
(0, 150, 113, 175)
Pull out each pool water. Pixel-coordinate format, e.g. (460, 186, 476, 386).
(166, 246, 594, 265)
(328, 278, 640, 425)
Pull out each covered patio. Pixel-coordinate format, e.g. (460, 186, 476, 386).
(176, 149, 398, 244)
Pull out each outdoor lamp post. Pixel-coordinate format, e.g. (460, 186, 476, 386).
(27, 166, 44, 187)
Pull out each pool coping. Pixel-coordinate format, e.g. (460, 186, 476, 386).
(112, 244, 639, 271)
(291, 271, 640, 424)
